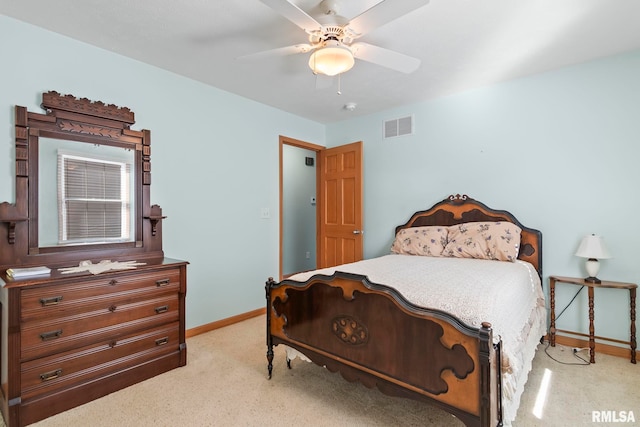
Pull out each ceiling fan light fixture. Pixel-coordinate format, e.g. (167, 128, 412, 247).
(308, 41, 354, 76)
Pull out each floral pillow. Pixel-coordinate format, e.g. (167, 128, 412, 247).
(442, 222, 521, 262)
(391, 226, 448, 257)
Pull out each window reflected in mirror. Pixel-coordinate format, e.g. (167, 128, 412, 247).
(38, 138, 136, 247)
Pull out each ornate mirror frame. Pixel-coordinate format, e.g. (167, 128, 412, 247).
(0, 91, 165, 269)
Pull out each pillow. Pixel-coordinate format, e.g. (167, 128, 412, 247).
(442, 221, 521, 262)
(390, 226, 448, 257)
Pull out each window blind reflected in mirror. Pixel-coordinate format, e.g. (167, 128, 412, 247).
(58, 154, 131, 244)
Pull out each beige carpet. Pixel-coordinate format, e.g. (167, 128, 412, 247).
(1, 315, 633, 427)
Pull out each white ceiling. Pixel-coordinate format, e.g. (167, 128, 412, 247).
(2, 0, 640, 123)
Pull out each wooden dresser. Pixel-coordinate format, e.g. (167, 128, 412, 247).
(0, 91, 187, 426)
(0, 258, 187, 426)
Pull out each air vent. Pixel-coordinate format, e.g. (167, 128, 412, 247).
(383, 115, 413, 139)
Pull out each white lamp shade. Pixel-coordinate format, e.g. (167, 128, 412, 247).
(575, 234, 611, 259)
(308, 41, 355, 76)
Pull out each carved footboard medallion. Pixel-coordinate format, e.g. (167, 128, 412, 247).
(332, 316, 369, 345)
(272, 279, 475, 396)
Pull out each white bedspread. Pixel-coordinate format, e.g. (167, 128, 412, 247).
(289, 254, 547, 426)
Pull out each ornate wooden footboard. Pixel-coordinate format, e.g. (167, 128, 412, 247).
(265, 195, 542, 427)
(266, 272, 501, 426)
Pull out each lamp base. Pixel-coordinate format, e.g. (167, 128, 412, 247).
(584, 259, 601, 283)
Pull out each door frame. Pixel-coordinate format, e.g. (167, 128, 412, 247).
(279, 135, 324, 280)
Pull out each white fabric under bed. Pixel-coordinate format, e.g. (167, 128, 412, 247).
(288, 254, 547, 426)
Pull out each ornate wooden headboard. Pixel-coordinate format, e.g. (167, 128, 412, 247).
(395, 194, 543, 278)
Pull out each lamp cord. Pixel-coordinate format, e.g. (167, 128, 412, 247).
(555, 285, 584, 321)
(544, 285, 590, 365)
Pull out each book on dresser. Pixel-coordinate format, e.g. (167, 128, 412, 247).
(6, 266, 51, 279)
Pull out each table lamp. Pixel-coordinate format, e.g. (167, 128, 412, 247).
(574, 234, 611, 283)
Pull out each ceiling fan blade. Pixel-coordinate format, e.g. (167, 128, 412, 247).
(350, 42, 421, 74)
(260, 0, 322, 34)
(237, 44, 314, 60)
(348, 0, 430, 37)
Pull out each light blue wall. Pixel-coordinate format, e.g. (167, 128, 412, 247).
(0, 15, 325, 329)
(326, 50, 640, 343)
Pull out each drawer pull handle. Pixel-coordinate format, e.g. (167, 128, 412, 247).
(156, 278, 170, 287)
(40, 329, 63, 341)
(40, 369, 62, 382)
(40, 296, 63, 306)
(109, 279, 118, 286)
(155, 305, 169, 314)
(155, 337, 169, 346)
(109, 305, 117, 312)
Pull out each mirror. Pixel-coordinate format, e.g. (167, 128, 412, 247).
(38, 138, 136, 247)
(0, 91, 165, 270)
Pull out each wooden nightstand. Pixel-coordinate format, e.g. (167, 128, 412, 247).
(549, 275, 637, 364)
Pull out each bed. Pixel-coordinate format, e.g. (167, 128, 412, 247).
(265, 194, 546, 427)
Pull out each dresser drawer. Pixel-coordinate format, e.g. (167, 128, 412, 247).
(20, 268, 182, 321)
(21, 294, 179, 361)
(20, 322, 180, 401)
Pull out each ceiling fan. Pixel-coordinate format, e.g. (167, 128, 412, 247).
(249, 0, 430, 77)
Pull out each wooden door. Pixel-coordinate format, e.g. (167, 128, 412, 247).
(318, 141, 363, 268)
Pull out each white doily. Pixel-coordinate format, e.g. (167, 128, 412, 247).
(58, 260, 146, 275)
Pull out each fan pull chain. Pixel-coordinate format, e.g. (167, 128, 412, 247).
(337, 73, 342, 95)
